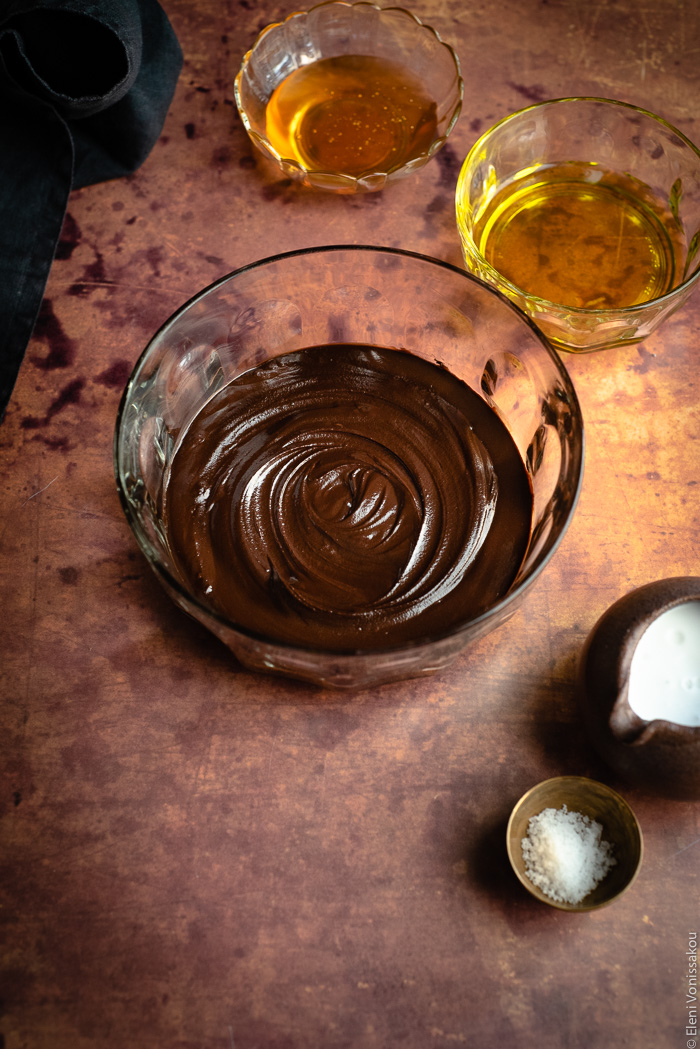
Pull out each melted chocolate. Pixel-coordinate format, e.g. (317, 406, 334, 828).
(163, 345, 533, 651)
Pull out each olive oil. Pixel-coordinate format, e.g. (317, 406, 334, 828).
(265, 55, 438, 177)
(473, 163, 686, 309)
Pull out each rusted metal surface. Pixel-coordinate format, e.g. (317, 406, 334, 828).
(1, 1, 699, 1046)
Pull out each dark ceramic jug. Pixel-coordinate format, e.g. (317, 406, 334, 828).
(577, 577, 700, 800)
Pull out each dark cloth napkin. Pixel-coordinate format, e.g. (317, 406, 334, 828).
(0, 0, 182, 421)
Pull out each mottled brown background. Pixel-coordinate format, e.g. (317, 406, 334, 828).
(1, 1, 699, 1047)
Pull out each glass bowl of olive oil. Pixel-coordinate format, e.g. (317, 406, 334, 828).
(456, 97, 700, 352)
(234, 1, 463, 193)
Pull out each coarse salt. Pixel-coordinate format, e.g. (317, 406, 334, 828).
(521, 804, 616, 904)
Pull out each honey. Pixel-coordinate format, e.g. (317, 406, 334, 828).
(473, 163, 687, 309)
(264, 55, 438, 177)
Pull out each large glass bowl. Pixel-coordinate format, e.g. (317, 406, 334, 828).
(114, 246, 584, 689)
(456, 97, 700, 352)
(234, 1, 463, 193)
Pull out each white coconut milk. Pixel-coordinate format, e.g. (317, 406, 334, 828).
(627, 601, 700, 727)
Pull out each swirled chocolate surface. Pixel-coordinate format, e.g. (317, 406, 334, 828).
(163, 345, 533, 651)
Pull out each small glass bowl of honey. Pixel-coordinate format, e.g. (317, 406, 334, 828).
(234, 1, 463, 193)
(455, 97, 700, 352)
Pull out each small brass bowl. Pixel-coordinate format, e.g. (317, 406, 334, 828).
(234, 1, 463, 192)
(506, 776, 643, 912)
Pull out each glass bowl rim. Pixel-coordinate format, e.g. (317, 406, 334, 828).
(113, 243, 585, 660)
(455, 94, 700, 317)
(233, 0, 464, 182)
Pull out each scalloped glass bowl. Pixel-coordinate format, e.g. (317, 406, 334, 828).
(114, 246, 584, 689)
(234, 1, 463, 193)
(456, 97, 700, 352)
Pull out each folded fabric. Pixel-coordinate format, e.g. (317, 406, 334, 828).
(0, 0, 183, 421)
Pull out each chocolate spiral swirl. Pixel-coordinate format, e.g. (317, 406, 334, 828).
(164, 345, 532, 651)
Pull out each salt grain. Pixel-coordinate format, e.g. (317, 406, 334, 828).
(521, 804, 616, 904)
